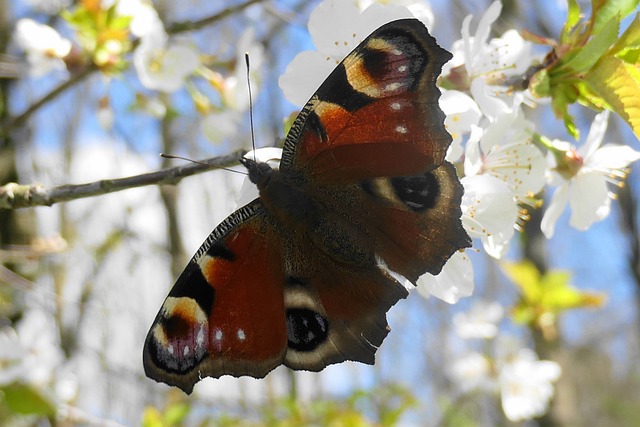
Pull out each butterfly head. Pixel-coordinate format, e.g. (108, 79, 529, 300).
(239, 156, 274, 190)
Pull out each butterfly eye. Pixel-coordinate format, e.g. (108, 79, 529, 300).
(286, 308, 329, 352)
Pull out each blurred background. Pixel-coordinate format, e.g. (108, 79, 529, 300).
(1, 0, 639, 425)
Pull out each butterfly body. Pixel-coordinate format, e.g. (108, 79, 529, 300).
(144, 19, 471, 394)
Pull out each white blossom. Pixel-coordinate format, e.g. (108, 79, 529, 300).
(541, 111, 640, 237)
(499, 349, 561, 421)
(453, 300, 504, 339)
(461, 174, 518, 258)
(449, 352, 495, 393)
(133, 29, 199, 92)
(14, 18, 71, 77)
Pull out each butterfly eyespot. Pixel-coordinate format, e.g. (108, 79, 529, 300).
(391, 171, 440, 212)
(286, 308, 329, 352)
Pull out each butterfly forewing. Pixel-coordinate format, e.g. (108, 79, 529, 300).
(280, 19, 453, 181)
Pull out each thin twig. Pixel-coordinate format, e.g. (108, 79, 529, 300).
(0, 150, 245, 209)
(166, 0, 264, 34)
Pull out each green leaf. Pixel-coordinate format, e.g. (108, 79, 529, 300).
(585, 55, 640, 139)
(1, 383, 56, 416)
(592, 0, 640, 35)
(609, 14, 640, 59)
(141, 406, 163, 427)
(502, 261, 606, 331)
(561, 0, 582, 44)
(164, 403, 190, 426)
(502, 262, 542, 302)
(560, 14, 619, 73)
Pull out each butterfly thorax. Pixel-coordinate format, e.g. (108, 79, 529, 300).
(241, 157, 315, 222)
(241, 157, 375, 267)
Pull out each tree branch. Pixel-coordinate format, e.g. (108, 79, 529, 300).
(166, 0, 264, 34)
(0, 150, 245, 209)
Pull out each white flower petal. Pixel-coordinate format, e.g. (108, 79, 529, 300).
(541, 183, 569, 238)
(470, 78, 510, 121)
(568, 171, 610, 230)
(579, 110, 609, 159)
(278, 50, 334, 107)
(308, 0, 363, 59)
(461, 175, 518, 246)
(14, 18, 71, 76)
(357, 3, 413, 37)
(500, 349, 561, 421)
(587, 144, 640, 171)
(416, 250, 474, 303)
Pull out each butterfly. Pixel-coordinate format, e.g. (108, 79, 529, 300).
(143, 18, 471, 394)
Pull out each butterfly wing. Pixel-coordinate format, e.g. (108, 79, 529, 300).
(280, 19, 470, 282)
(144, 199, 409, 392)
(281, 19, 452, 181)
(143, 200, 288, 394)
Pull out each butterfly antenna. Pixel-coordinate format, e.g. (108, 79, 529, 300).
(245, 53, 257, 162)
(160, 153, 247, 175)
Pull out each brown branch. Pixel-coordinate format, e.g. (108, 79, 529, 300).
(166, 0, 264, 34)
(1, 64, 97, 135)
(0, 150, 245, 209)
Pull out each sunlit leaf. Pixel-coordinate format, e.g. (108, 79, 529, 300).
(142, 406, 163, 427)
(164, 403, 190, 426)
(502, 262, 606, 334)
(586, 56, 640, 139)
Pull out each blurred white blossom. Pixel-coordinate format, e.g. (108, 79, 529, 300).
(499, 349, 561, 421)
(134, 29, 199, 92)
(453, 300, 504, 339)
(14, 18, 71, 77)
(449, 352, 494, 393)
(103, 0, 163, 38)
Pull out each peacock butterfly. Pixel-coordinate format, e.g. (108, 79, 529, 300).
(143, 18, 471, 394)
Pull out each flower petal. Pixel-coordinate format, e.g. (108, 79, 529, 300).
(541, 183, 569, 238)
(579, 110, 609, 159)
(568, 171, 610, 231)
(278, 50, 334, 107)
(416, 250, 474, 303)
